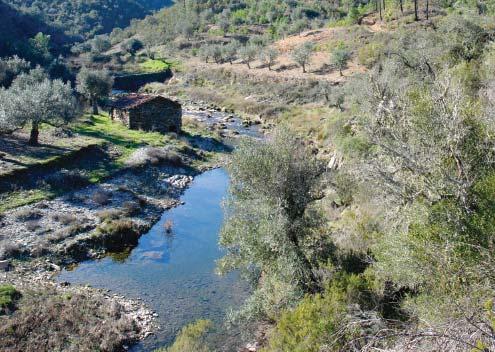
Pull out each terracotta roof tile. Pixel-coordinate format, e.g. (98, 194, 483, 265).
(109, 94, 180, 110)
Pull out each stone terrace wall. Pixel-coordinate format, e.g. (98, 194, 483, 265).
(113, 70, 173, 92)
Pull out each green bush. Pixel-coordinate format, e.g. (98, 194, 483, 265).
(156, 319, 212, 352)
(0, 285, 20, 314)
(262, 274, 373, 352)
(357, 42, 383, 68)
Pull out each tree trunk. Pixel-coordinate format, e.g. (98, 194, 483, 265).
(426, 0, 429, 19)
(375, 0, 378, 12)
(379, 0, 383, 20)
(399, 0, 404, 14)
(247, 62, 251, 69)
(340, 68, 343, 76)
(302, 63, 306, 73)
(414, 0, 419, 20)
(288, 229, 319, 294)
(92, 99, 99, 115)
(382, 0, 386, 11)
(28, 121, 40, 146)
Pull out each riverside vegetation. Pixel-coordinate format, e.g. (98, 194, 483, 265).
(2, 0, 495, 351)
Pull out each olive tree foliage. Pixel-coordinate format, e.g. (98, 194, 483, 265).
(332, 47, 351, 76)
(91, 35, 112, 54)
(223, 40, 241, 64)
(76, 68, 114, 115)
(218, 128, 332, 321)
(238, 44, 258, 69)
(291, 42, 314, 73)
(0, 56, 30, 88)
(0, 68, 78, 145)
(259, 47, 279, 70)
(332, 17, 495, 349)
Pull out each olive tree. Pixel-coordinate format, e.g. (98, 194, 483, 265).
(259, 47, 279, 70)
(291, 42, 314, 73)
(239, 44, 257, 69)
(76, 68, 114, 115)
(0, 68, 78, 145)
(218, 128, 331, 320)
(91, 36, 111, 54)
(0, 56, 30, 88)
(223, 40, 240, 64)
(332, 47, 351, 76)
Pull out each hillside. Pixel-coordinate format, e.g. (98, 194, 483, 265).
(3, 0, 173, 41)
(0, 1, 74, 57)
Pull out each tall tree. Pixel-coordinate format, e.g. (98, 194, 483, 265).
(219, 129, 330, 320)
(76, 68, 114, 115)
(0, 68, 78, 145)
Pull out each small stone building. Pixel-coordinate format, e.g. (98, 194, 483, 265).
(109, 94, 182, 133)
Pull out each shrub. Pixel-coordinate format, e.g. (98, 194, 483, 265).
(48, 224, 87, 243)
(125, 147, 183, 167)
(0, 289, 138, 351)
(122, 201, 142, 216)
(96, 208, 126, 222)
(357, 42, 383, 69)
(44, 169, 89, 191)
(51, 213, 78, 225)
(0, 285, 21, 315)
(96, 219, 140, 251)
(25, 220, 41, 232)
(262, 285, 346, 352)
(30, 240, 50, 257)
(15, 209, 42, 221)
(91, 190, 112, 206)
(157, 319, 212, 352)
(0, 240, 23, 259)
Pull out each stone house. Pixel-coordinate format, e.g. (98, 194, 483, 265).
(109, 94, 182, 133)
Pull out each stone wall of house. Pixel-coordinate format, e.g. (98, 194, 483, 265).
(110, 108, 130, 127)
(128, 100, 182, 133)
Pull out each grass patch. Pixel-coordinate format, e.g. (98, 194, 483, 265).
(0, 189, 54, 213)
(0, 112, 223, 212)
(74, 114, 169, 166)
(139, 58, 171, 72)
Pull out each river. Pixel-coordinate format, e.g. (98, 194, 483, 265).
(58, 110, 260, 351)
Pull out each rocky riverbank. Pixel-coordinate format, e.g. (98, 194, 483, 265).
(0, 162, 198, 348)
(0, 102, 263, 351)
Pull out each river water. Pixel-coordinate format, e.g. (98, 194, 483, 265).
(58, 168, 249, 351)
(58, 108, 262, 350)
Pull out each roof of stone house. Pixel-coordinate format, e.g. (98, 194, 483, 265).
(109, 94, 180, 110)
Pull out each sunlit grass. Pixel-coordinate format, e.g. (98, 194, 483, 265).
(139, 58, 171, 72)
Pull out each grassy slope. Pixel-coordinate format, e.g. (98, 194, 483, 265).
(0, 113, 223, 213)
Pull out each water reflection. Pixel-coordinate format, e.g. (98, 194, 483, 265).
(58, 169, 249, 351)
